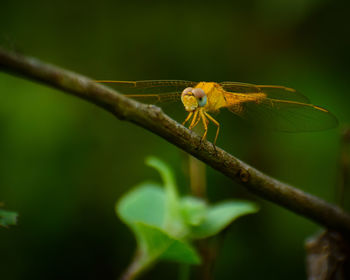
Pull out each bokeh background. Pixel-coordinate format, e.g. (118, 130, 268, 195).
(0, 0, 349, 279)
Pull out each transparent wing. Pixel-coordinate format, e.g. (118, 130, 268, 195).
(95, 80, 197, 103)
(123, 92, 182, 104)
(227, 97, 338, 132)
(220, 81, 310, 103)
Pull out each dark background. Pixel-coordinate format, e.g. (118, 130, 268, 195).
(0, 0, 349, 279)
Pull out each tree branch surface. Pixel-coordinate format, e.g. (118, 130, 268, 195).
(1, 47, 350, 235)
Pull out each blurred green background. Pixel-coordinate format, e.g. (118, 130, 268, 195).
(0, 0, 349, 279)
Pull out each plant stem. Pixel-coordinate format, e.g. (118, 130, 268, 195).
(178, 264, 190, 280)
(119, 250, 145, 280)
(189, 155, 207, 198)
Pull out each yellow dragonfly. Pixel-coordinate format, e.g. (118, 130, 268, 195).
(95, 80, 338, 144)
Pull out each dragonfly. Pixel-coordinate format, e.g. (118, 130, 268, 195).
(95, 80, 338, 145)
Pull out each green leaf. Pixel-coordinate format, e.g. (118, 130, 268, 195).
(117, 183, 165, 229)
(135, 223, 200, 265)
(0, 209, 18, 227)
(180, 196, 207, 226)
(189, 201, 259, 239)
(115, 158, 201, 276)
(145, 157, 185, 236)
(115, 157, 259, 280)
(116, 183, 200, 265)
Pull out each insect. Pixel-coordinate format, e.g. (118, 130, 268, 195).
(95, 80, 338, 145)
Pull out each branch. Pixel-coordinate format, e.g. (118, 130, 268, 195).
(1, 47, 350, 235)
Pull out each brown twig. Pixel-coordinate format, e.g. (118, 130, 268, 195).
(1, 47, 350, 235)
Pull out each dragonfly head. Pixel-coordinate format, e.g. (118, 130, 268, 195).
(181, 87, 207, 112)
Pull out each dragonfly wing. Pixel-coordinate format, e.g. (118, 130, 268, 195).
(227, 97, 338, 132)
(220, 81, 260, 93)
(124, 92, 182, 104)
(220, 82, 310, 103)
(95, 80, 197, 104)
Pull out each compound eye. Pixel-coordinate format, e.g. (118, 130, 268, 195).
(192, 88, 207, 107)
(192, 88, 205, 99)
(181, 87, 193, 98)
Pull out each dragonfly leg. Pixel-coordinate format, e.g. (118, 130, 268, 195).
(199, 109, 208, 141)
(192, 112, 202, 128)
(182, 111, 193, 126)
(204, 112, 220, 145)
(189, 110, 199, 129)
